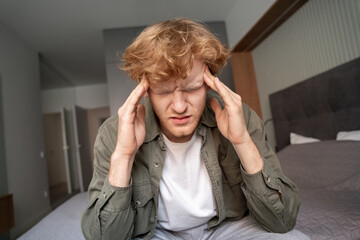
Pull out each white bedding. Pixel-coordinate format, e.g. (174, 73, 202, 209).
(18, 192, 87, 240)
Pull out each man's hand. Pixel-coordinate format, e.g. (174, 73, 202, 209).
(203, 67, 250, 145)
(108, 78, 149, 187)
(203, 66, 263, 174)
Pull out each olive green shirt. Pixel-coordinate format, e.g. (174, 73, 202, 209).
(81, 92, 300, 240)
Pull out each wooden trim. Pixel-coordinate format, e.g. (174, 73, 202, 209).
(230, 0, 308, 118)
(231, 52, 262, 118)
(0, 194, 15, 234)
(233, 0, 308, 52)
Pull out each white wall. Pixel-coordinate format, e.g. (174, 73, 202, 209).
(252, 0, 360, 149)
(0, 74, 7, 196)
(0, 23, 51, 238)
(41, 87, 76, 113)
(225, 0, 276, 48)
(75, 84, 109, 109)
(41, 83, 109, 114)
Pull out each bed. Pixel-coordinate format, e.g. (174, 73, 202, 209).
(18, 192, 87, 240)
(269, 57, 360, 240)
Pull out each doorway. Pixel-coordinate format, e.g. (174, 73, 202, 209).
(73, 106, 110, 192)
(42, 105, 110, 204)
(43, 113, 70, 205)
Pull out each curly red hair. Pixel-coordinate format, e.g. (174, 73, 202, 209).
(121, 18, 230, 84)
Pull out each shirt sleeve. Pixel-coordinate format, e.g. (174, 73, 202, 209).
(240, 104, 301, 233)
(81, 125, 135, 240)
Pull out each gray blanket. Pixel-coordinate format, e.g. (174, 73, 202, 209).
(277, 140, 360, 240)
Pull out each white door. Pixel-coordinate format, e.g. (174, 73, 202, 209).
(61, 108, 72, 194)
(73, 105, 93, 192)
(43, 113, 70, 204)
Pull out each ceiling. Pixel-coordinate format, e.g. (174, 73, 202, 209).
(0, 0, 242, 89)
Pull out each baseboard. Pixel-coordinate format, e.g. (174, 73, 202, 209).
(10, 206, 52, 239)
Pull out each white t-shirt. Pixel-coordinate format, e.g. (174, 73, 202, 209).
(156, 132, 216, 231)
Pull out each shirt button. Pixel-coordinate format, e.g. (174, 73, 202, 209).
(136, 200, 141, 205)
(154, 162, 159, 168)
(267, 177, 271, 182)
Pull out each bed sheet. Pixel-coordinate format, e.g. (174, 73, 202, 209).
(277, 140, 360, 240)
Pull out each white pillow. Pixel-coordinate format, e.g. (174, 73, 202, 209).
(336, 130, 360, 141)
(290, 132, 320, 145)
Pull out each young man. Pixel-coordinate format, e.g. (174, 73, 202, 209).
(81, 18, 309, 240)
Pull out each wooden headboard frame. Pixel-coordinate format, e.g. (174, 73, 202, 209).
(269, 57, 360, 151)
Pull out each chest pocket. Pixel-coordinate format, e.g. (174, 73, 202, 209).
(132, 182, 155, 236)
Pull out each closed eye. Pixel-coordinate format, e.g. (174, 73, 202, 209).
(150, 81, 204, 94)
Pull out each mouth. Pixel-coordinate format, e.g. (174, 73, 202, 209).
(170, 115, 191, 125)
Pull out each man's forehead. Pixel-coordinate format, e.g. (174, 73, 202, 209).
(151, 60, 204, 87)
(179, 60, 205, 84)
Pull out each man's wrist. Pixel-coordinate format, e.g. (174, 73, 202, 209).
(233, 138, 263, 174)
(108, 154, 133, 187)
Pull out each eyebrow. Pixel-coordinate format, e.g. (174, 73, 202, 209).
(150, 85, 176, 94)
(150, 66, 204, 93)
(184, 79, 203, 89)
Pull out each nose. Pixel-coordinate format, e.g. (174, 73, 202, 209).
(171, 90, 187, 113)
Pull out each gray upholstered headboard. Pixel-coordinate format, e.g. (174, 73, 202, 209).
(269, 57, 360, 151)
